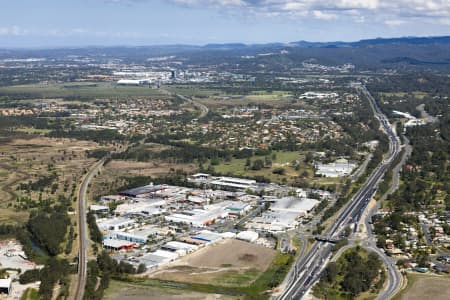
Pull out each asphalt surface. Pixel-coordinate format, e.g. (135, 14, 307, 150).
(276, 84, 402, 300)
(74, 159, 104, 300)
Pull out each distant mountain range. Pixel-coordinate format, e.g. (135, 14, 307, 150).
(203, 36, 450, 49)
(1, 35, 449, 71)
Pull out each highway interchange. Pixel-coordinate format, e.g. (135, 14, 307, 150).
(277, 84, 403, 300)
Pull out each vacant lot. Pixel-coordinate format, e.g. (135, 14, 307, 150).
(105, 280, 238, 300)
(150, 239, 276, 287)
(396, 274, 450, 300)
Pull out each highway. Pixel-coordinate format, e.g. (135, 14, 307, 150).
(277, 84, 402, 300)
(74, 159, 105, 300)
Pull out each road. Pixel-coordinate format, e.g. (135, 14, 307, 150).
(73, 159, 105, 300)
(276, 83, 402, 300)
(160, 87, 209, 119)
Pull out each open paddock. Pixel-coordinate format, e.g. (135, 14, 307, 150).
(150, 239, 276, 287)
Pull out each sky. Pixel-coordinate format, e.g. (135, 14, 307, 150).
(0, 0, 449, 48)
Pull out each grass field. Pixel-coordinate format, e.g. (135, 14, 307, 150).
(0, 82, 169, 99)
(394, 274, 450, 300)
(150, 239, 276, 287)
(20, 288, 40, 300)
(105, 280, 238, 300)
(210, 150, 339, 187)
(0, 136, 102, 223)
(212, 150, 307, 182)
(380, 92, 428, 99)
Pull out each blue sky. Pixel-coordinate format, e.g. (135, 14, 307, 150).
(0, 0, 449, 47)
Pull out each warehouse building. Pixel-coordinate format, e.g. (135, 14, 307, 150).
(97, 217, 135, 232)
(104, 227, 159, 244)
(315, 158, 357, 177)
(210, 176, 256, 190)
(102, 239, 136, 251)
(0, 278, 12, 295)
(119, 185, 167, 198)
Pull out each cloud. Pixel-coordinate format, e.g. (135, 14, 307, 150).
(163, 0, 450, 24)
(0, 26, 145, 39)
(0, 26, 28, 36)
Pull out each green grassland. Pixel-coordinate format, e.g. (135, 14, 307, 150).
(210, 151, 308, 182)
(0, 82, 169, 99)
(380, 92, 428, 99)
(20, 288, 41, 300)
(210, 150, 339, 187)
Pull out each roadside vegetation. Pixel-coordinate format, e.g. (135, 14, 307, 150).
(313, 247, 385, 299)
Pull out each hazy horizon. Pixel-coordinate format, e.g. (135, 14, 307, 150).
(1, 0, 449, 48)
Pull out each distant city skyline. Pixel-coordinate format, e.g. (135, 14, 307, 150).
(1, 0, 449, 48)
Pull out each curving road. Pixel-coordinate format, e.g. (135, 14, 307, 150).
(74, 159, 105, 300)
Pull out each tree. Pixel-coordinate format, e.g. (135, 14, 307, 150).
(251, 159, 264, 170)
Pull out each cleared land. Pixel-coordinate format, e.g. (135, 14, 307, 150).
(395, 274, 450, 300)
(150, 239, 276, 287)
(105, 280, 238, 300)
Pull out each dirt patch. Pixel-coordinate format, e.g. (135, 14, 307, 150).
(150, 239, 276, 286)
(399, 275, 450, 300)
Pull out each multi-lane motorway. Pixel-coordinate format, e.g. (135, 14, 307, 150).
(277, 84, 402, 300)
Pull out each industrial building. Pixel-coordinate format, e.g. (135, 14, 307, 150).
(0, 278, 12, 295)
(161, 241, 198, 253)
(247, 197, 319, 232)
(191, 230, 223, 243)
(315, 158, 357, 177)
(89, 204, 109, 214)
(97, 217, 135, 232)
(104, 227, 159, 244)
(236, 231, 259, 243)
(102, 239, 136, 251)
(117, 79, 150, 86)
(165, 207, 229, 227)
(210, 176, 257, 190)
(119, 184, 167, 198)
(115, 198, 167, 216)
